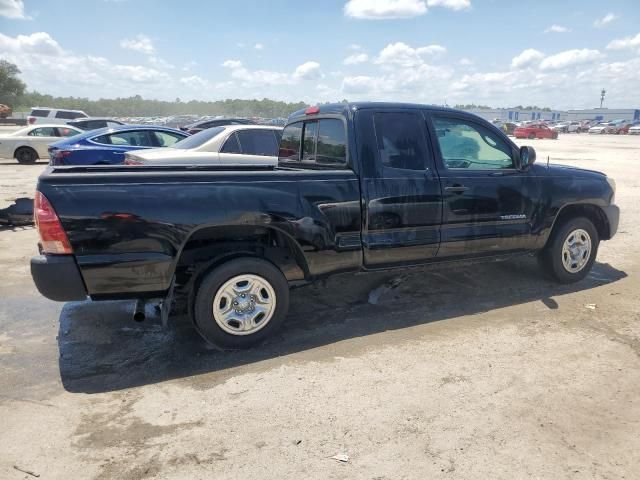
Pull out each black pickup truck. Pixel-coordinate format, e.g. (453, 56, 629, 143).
(31, 103, 619, 349)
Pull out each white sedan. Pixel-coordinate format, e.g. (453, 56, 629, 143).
(125, 125, 283, 166)
(0, 124, 83, 164)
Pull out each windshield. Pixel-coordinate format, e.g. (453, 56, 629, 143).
(171, 126, 225, 149)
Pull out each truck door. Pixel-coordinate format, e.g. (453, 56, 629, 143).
(358, 109, 443, 268)
(426, 111, 540, 258)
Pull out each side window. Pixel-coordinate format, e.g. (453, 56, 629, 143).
(57, 127, 78, 137)
(220, 132, 241, 153)
(316, 119, 347, 167)
(373, 112, 427, 170)
(433, 116, 513, 170)
(30, 109, 50, 118)
(153, 131, 184, 147)
(87, 120, 107, 129)
(55, 111, 82, 119)
(278, 122, 302, 161)
(301, 121, 318, 162)
(236, 129, 279, 156)
(99, 130, 153, 147)
(28, 127, 57, 137)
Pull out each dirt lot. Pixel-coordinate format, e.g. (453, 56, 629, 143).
(0, 133, 639, 479)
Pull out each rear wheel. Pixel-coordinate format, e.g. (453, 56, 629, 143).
(193, 258, 289, 349)
(528, 133, 536, 139)
(539, 217, 599, 283)
(15, 147, 38, 165)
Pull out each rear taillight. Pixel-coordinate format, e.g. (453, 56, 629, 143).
(34, 191, 73, 254)
(28, 116, 36, 124)
(51, 150, 71, 165)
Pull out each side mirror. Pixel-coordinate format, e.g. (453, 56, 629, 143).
(519, 145, 536, 170)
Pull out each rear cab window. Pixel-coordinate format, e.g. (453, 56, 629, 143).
(279, 118, 347, 168)
(30, 109, 50, 118)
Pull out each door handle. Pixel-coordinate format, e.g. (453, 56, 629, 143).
(445, 185, 469, 194)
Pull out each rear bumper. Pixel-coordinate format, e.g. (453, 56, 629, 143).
(602, 204, 620, 240)
(31, 255, 88, 301)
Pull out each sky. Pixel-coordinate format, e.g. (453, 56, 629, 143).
(1, 0, 639, 109)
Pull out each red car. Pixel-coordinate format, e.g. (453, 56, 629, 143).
(514, 123, 558, 139)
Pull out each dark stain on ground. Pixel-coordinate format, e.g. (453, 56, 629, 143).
(57, 257, 626, 394)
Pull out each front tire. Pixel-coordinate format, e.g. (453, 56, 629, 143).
(539, 217, 599, 283)
(15, 147, 38, 165)
(193, 258, 290, 349)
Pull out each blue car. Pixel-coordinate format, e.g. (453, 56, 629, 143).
(48, 124, 189, 165)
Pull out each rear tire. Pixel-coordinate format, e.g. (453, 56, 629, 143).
(539, 217, 599, 284)
(528, 133, 536, 139)
(193, 258, 290, 349)
(15, 147, 38, 165)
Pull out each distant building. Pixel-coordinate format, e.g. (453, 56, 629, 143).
(565, 109, 640, 122)
(463, 108, 566, 123)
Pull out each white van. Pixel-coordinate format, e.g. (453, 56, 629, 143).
(27, 107, 88, 125)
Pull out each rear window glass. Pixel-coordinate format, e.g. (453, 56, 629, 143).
(220, 132, 241, 153)
(279, 122, 302, 161)
(172, 126, 225, 149)
(236, 129, 279, 156)
(30, 109, 50, 117)
(55, 111, 86, 119)
(316, 119, 347, 167)
(301, 122, 318, 162)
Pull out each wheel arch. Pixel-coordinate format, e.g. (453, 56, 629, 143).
(545, 203, 611, 247)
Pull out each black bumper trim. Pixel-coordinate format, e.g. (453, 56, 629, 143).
(602, 204, 620, 240)
(31, 255, 88, 301)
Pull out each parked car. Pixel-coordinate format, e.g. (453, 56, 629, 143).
(513, 123, 558, 139)
(31, 102, 619, 349)
(180, 117, 256, 135)
(627, 123, 640, 135)
(607, 119, 629, 134)
(27, 107, 88, 125)
(502, 122, 517, 136)
(67, 117, 125, 131)
(0, 104, 12, 118)
(125, 125, 282, 166)
(0, 124, 83, 164)
(48, 125, 188, 165)
(553, 121, 581, 133)
(588, 123, 612, 134)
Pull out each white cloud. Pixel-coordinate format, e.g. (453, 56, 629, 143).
(294, 61, 322, 80)
(606, 32, 640, 50)
(254, 43, 264, 50)
(511, 48, 545, 69)
(0, 32, 173, 99)
(349, 44, 363, 50)
(459, 57, 473, 66)
(539, 48, 601, 70)
(426, 0, 470, 10)
(594, 13, 617, 28)
(180, 75, 209, 88)
(120, 34, 155, 55)
(343, 52, 369, 65)
(0, 0, 28, 19)
(375, 42, 446, 68)
(544, 24, 570, 33)
(0, 32, 64, 56)
(222, 59, 243, 69)
(148, 56, 174, 70)
(344, 0, 427, 19)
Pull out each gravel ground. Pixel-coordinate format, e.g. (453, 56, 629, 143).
(0, 133, 638, 479)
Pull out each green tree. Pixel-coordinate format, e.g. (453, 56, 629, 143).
(0, 59, 26, 107)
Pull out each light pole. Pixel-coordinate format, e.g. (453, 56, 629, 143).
(600, 88, 606, 108)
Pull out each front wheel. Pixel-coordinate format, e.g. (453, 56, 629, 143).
(539, 217, 599, 283)
(193, 258, 290, 349)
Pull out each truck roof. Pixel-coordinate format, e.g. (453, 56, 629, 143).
(288, 102, 462, 121)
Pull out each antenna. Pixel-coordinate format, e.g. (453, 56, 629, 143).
(547, 155, 550, 169)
